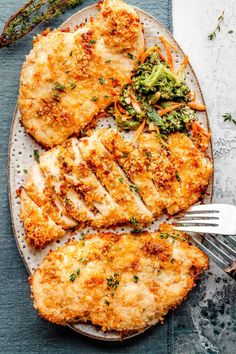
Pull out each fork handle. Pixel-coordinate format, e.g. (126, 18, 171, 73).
(225, 261, 236, 280)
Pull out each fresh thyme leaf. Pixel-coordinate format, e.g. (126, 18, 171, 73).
(105, 59, 111, 63)
(69, 268, 80, 282)
(223, 112, 236, 125)
(129, 216, 141, 232)
(0, 0, 84, 48)
(170, 258, 175, 264)
(118, 177, 124, 183)
(104, 300, 110, 305)
(129, 183, 139, 193)
(175, 172, 181, 182)
(127, 52, 134, 60)
(106, 273, 119, 289)
(122, 152, 129, 158)
(145, 151, 152, 158)
(91, 96, 98, 102)
(33, 149, 40, 162)
(54, 82, 66, 91)
(89, 39, 96, 45)
(159, 232, 169, 239)
(80, 232, 86, 240)
(208, 10, 224, 40)
(69, 81, 76, 89)
(98, 77, 105, 85)
(133, 275, 139, 283)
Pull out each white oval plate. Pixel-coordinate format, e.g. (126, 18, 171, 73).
(8, 4, 213, 341)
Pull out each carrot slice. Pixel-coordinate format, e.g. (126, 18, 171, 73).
(192, 121, 210, 151)
(158, 103, 183, 117)
(177, 55, 189, 80)
(159, 36, 178, 51)
(140, 47, 167, 64)
(188, 102, 206, 111)
(133, 120, 146, 144)
(159, 36, 176, 71)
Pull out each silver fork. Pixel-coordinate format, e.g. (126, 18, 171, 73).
(174, 204, 236, 279)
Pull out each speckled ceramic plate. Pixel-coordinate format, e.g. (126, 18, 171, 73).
(8, 4, 213, 342)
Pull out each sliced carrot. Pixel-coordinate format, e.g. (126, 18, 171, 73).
(133, 119, 146, 144)
(188, 102, 206, 111)
(159, 36, 176, 71)
(158, 103, 183, 117)
(140, 47, 167, 64)
(192, 121, 210, 151)
(159, 36, 178, 51)
(118, 103, 128, 114)
(177, 55, 189, 80)
(154, 104, 163, 110)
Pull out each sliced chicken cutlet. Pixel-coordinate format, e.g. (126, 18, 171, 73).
(98, 129, 172, 216)
(20, 189, 65, 248)
(166, 132, 213, 214)
(19, 0, 144, 148)
(78, 132, 153, 223)
(30, 224, 208, 330)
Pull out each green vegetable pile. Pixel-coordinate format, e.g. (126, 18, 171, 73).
(112, 50, 196, 135)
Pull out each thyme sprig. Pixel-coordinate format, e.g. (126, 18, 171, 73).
(208, 10, 224, 40)
(223, 113, 236, 126)
(0, 0, 83, 48)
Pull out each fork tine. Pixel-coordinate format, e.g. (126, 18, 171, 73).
(173, 226, 220, 234)
(189, 235, 229, 269)
(182, 213, 219, 219)
(208, 234, 236, 258)
(203, 236, 234, 263)
(175, 220, 219, 225)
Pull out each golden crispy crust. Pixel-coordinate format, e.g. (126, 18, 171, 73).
(30, 224, 208, 331)
(19, 0, 144, 148)
(20, 129, 212, 248)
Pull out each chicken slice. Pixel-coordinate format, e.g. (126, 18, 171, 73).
(19, 0, 144, 148)
(25, 164, 77, 229)
(58, 138, 126, 227)
(30, 224, 208, 329)
(20, 189, 65, 248)
(98, 129, 162, 216)
(166, 133, 213, 214)
(39, 147, 95, 223)
(78, 132, 153, 223)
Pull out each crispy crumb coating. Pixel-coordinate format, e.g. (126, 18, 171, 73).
(19, 0, 144, 148)
(20, 129, 212, 248)
(30, 224, 208, 331)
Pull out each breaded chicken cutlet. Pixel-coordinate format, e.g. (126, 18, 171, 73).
(30, 224, 208, 331)
(19, 0, 144, 148)
(20, 129, 213, 248)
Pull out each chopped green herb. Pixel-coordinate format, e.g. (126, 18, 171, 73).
(53, 92, 60, 101)
(105, 59, 111, 63)
(170, 258, 175, 264)
(208, 10, 224, 40)
(122, 152, 129, 158)
(23, 169, 28, 174)
(89, 39, 96, 45)
(91, 96, 98, 102)
(129, 183, 139, 193)
(175, 172, 181, 182)
(118, 177, 124, 183)
(80, 257, 88, 263)
(69, 81, 76, 89)
(223, 112, 236, 125)
(228, 30, 234, 34)
(98, 77, 105, 85)
(64, 197, 70, 205)
(33, 149, 40, 162)
(107, 273, 119, 289)
(145, 151, 152, 158)
(133, 275, 139, 283)
(159, 232, 169, 239)
(80, 232, 86, 240)
(69, 268, 80, 282)
(104, 300, 110, 305)
(129, 216, 141, 232)
(104, 95, 110, 99)
(127, 52, 134, 60)
(54, 82, 66, 91)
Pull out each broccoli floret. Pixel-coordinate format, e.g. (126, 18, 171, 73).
(133, 63, 190, 100)
(158, 105, 196, 134)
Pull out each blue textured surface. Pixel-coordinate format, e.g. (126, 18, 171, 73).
(0, 1, 173, 353)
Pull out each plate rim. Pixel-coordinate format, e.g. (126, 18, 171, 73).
(8, 2, 214, 342)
